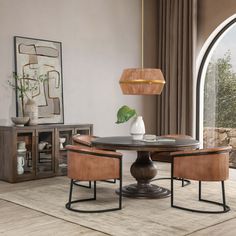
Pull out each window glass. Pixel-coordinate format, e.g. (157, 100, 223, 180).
(203, 24, 236, 167)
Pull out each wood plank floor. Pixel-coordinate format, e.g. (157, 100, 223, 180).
(188, 217, 236, 236)
(0, 200, 108, 236)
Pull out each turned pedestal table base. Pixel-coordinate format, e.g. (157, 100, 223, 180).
(116, 151, 171, 198)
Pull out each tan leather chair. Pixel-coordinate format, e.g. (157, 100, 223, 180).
(65, 145, 123, 213)
(170, 146, 232, 213)
(72, 135, 116, 187)
(151, 134, 194, 187)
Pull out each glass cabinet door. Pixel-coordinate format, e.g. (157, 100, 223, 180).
(57, 129, 74, 175)
(36, 129, 55, 176)
(16, 131, 35, 178)
(74, 126, 91, 135)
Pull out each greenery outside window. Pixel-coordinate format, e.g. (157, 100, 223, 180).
(198, 19, 236, 168)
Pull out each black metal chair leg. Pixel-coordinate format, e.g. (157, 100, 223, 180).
(94, 181, 97, 200)
(118, 156, 122, 210)
(68, 179, 74, 208)
(101, 179, 117, 184)
(74, 179, 116, 187)
(222, 181, 227, 211)
(199, 181, 201, 201)
(171, 163, 174, 207)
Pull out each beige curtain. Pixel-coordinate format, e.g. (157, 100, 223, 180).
(156, 0, 197, 136)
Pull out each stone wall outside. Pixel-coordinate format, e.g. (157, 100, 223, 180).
(204, 127, 236, 168)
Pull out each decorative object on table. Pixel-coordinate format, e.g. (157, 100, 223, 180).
(116, 105, 137, 124)
(14, 36, 64, 124)
(143, 134, 157, 142)
(116, 105, 145, 140)
(130, 116, 145, 140)
(11, 116, 29, 126)
(59, 137, 66, 149)
(119, 0, 165, 95)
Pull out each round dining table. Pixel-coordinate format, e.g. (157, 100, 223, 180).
(92, 136, 199, 199)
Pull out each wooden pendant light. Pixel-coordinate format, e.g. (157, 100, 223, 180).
(119, 0, 165, 95)
(119, 68, 165, 95)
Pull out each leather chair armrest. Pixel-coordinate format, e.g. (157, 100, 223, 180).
(66, 145, 122, 158)
(170, 146, 232, 158)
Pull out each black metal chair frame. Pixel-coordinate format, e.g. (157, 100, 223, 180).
(151, 176, 190, 187)
(73, 180, 92, 188)
(73, 179, 117, 189)
(171, 160, 230, 214)
(65, 154, 122, 213)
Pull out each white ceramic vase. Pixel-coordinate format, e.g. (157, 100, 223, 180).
(130, 116, 145, 140)
(17, 154, 25, 175)
(25, 98, 38, 125)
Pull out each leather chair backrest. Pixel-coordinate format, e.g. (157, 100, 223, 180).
(66, 145, 122, 181)
(171, 147, 232, 181)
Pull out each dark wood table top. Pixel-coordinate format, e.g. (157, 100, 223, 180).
(92, 136, 199, 152)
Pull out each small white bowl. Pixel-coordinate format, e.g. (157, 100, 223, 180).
(11, 117, 30, 126)
(143, 134, 156, 141)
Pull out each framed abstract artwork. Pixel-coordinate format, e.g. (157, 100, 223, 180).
(14, 36, 64, 124)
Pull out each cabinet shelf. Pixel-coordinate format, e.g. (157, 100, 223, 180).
(18, 170, 33, 176)
(38, 149, 52, 153)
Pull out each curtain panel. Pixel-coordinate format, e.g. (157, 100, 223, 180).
(156, 0, 197, 136)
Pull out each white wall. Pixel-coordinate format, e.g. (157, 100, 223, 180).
(0, 0, 156, 138)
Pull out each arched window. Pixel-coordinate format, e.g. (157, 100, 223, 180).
(197, 18, 236, 168)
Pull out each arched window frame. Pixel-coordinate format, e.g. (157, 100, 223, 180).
(196, 16, 236, 146)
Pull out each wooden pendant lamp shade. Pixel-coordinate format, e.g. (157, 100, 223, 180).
(119, 0, 165, 95)
(119, 68, 165, 95)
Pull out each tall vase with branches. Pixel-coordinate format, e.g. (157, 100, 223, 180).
(8, 72, 45, 116)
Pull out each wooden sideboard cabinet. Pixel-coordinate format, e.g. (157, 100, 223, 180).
(0, 124, 93, 183)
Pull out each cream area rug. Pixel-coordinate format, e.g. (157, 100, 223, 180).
(1, 166, 236, 236)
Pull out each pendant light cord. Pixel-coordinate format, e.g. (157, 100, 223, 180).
(141, 0, 144, 69)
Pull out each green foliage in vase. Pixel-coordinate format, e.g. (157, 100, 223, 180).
(116, 105, 137, 124)
(8, 72, 46, 116)
(204, 51, 236, 128)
